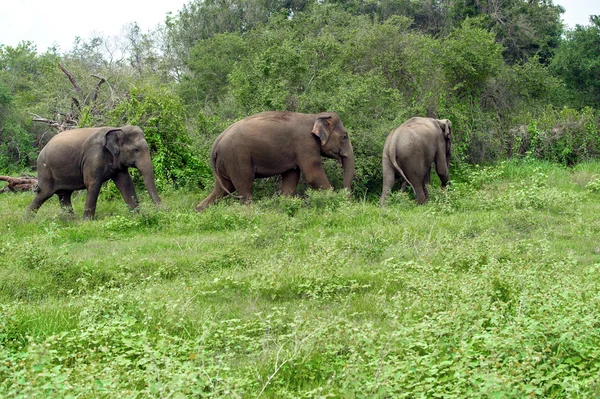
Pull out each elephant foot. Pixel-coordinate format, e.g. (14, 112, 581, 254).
(195, 200, 212, 212)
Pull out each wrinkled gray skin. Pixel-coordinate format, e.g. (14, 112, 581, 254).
(196, 111, 355, 211)
(28, 125, 161, 219)
(380, 117, 452, 205)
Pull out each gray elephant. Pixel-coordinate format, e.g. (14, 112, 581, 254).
(28, 125, 161, 219)
(196, 111, 355, 211)
(380, 117, 452, 205)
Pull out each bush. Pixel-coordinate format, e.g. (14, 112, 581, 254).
(507, 107, 600, 165)
(108, 85, 212, 190)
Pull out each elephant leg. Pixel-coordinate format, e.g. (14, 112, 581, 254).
(57, 190, 74, 214)
(400, 180, 408, 192)
(228, 167, 254, 204)
(195, 177, 235, 212)
(404, 169, 427, 204)
(425, 169, 431, 186)
(112, 171, 138, 210)
(299, 162, 331, 190)
(281, 169, 301, 196)
(435, 162, 450, 188)
(418, 173, 431, 204)
(83, 183, 102, 219)
(27, 188, 54, 215)
(414, 184, 427, 204)
(232, 178, 253, 204)
(380, 159, 397, 206)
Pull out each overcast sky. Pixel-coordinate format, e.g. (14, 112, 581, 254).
(0, 0, 188, 53)
(0, 0, 598, 54)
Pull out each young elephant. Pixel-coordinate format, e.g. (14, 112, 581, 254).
(380, 117, 452, 205)
(195, 111, 355, 211)
(28, 125, 161, 219)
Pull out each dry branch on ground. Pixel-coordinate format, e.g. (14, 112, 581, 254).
(0, 175, 38, 193)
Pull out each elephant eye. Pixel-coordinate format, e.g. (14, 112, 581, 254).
(133, 148, 140, 154)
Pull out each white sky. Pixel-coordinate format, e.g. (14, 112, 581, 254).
(0, 0, 188, 53)
(0, 0, 598, 54)
(556, 0, 600, 29)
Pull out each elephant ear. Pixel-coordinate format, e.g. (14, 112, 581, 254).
(104, 128, 123, 168)
(437, 119, 452, 140)
(311, 116, 332, 146)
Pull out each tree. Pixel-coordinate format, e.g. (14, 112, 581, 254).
(442, 18, 504, 98)
(551, 16, 600, 107)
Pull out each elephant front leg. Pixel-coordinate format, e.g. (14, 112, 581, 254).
(112, 171, 139, 210)
(299, 161, 331, 191)
(83, 183, 102, 219)
(281, 169, 300, 196)
(434, 156, 450, 188)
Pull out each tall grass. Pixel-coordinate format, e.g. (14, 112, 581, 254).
(1, 159, 600, 397)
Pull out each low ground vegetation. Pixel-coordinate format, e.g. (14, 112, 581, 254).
(1, 159, 600, 397)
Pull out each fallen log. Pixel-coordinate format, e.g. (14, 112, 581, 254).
(0, 176, 38, 193)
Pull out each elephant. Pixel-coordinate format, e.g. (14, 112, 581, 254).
(380, 117, 452, 205)
(27, 125, 161, 219)
(195, 111, 355, 211)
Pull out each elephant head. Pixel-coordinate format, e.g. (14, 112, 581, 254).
(311, 113, 355, 189)
(103, 126, 161, 205)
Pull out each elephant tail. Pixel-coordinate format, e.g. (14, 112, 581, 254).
(389, 148, 415, 193)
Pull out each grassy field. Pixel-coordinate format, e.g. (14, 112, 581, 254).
(1, 159, 600, 398)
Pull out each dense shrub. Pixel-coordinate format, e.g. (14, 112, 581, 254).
(108, 85, 212, 189)
(506, 107, 600, 165)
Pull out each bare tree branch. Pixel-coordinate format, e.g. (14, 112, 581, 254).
(89, 74, 107, 104)
(58, 63, 84, 98)
(31, 113, 77, 132)
(71, 97, 81, 113)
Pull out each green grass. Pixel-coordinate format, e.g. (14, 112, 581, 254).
(1, 159, 600, 398)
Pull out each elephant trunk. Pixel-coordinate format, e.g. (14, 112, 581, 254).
(136, 157, 162, 205)
(341, 147, 355, 190)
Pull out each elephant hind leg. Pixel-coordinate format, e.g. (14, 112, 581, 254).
(413, 184, 427, 204)
(380, 159, 397, 206)
(195, 177, 235, 212)
(414, 175, 430, 205)
(57, 190, 75, 214)
(228, 170, 254, 205)
(281, 169, 300, 196)
(27, 188, 54, 215)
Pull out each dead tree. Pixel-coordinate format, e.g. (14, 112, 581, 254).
(0, 176, 38, 193)
(32, 63, 108, 133)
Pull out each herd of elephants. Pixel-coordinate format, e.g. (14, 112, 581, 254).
(26, 111, 452, 219)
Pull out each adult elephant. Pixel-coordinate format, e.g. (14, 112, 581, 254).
(28, 125, 162, 219)
(380, 117, 452, 205)
(195, 111, 355, 211)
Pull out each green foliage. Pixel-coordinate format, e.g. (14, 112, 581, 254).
(179, 32, 250, 110)
(0, 0, 591, 181)
(510, 107, 600, 165)
(0, 43, 64, 169)
(108, 85, 211, 189)
(551, 18, 600, 107)
(443, 18, 504, 97)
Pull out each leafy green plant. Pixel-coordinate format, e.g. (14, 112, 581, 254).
(108, 85, 211, 190)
